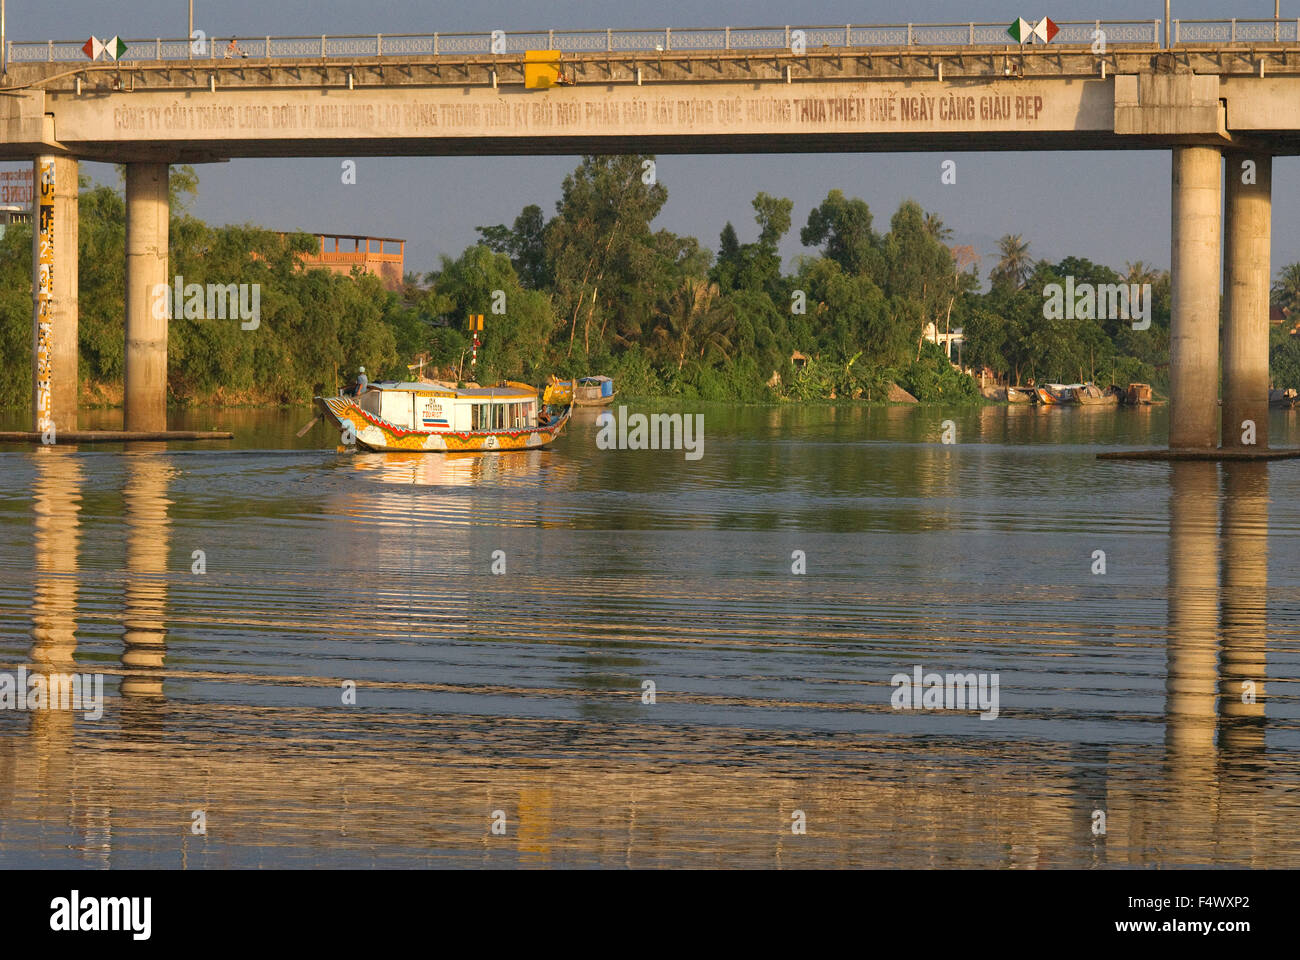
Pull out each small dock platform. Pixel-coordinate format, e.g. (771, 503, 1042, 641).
(0, 430, 234, 444)
(1098, 448, 1300, 461)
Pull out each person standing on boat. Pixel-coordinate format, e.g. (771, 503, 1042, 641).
(354, 366, 368, 396)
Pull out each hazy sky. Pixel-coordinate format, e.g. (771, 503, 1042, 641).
(7, 0, 1298, 280)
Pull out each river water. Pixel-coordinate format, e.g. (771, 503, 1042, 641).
(1, 402, 1298, 868)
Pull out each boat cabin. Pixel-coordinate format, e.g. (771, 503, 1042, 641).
(352, 381, 540, 433)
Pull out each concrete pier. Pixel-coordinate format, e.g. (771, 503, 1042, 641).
(1168, 147, 1223, 451)
(1222, 154, 1272, 451)
(31, 156, 79, 434)
(124, 163, 170, 433)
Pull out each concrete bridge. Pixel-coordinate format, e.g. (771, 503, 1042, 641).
(3, 19, 1300, 451)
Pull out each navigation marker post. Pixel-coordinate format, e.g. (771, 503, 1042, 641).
(469, 313, 484, 369)
(1007, 17, 1059, 43)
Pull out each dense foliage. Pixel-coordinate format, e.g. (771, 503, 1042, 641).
(4, 157, 1292, 410)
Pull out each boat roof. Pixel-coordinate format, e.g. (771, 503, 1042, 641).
(578, 375, 612, 384)
(371, 380, 536, 399)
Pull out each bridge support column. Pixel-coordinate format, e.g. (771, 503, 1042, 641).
(31, 156, 79, 434)
(1222, 154, 1271, 451)
(1169, 146, 1222, 450)
(124, 163, 169, 432)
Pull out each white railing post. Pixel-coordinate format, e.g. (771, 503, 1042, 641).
(726, 26, 731, 49)
(784, 25, 790, 47)
(47, 39, 52, 61)
(1175, 20, 1180, 44)
(969, 22, 975, 44)
(321, 34, 327, 57)
(845, 24, 850, 47)
(1231, 19, 1237, 42)
(547, 29, 553, 48)
(433, 33, 438, 56)
(907, 23, 913, 45)
(156, 38, 161, 59)
(377, 34, 382, 56)
(607, 28, 613, 52)
(265, 36, 271, 57)
(665, 28, 670, 51)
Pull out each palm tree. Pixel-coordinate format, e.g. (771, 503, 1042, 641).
(924, 213, 953, 244)
(990, 234, 1033, 289)
(652, 278, 730, 370)
(1272, 262, 1300, 316)
(1124, 260, 1159, 286)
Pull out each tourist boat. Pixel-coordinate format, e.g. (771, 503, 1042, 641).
(1071, 382, 1119, 405)
(1005, 386, 1032, 403)
(313, 378, 572, 452)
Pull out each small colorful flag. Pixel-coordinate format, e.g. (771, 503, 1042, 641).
(82, 36, 105, 60)
(1032, 18, 1059, 43)
(104, 36, 128, 61)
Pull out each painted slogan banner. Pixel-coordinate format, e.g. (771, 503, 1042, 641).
(35, 160, 54, 432)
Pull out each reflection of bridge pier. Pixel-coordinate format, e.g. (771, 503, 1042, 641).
(1164, 461, 1272, 858)
(28, 448, 84, 746)
(121, 447, 173, 699)
(1166, 462, 1220, 761)
(1218, 463, 1268, 751)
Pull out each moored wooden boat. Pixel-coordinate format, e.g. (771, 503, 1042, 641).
(313, 378, 572, 452)
(1269, 388, 1299, 409)
(1123, 382, 1161, 405)
(1006, 386, 1032, 403)
(1072, 382, 1119, 405)
(1035, 384, 1076, 405)
(573, 375, 616, 406)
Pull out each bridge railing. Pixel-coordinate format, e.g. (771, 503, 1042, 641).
(6, 19, 1298, 64)
(5, 20, 1154, 63)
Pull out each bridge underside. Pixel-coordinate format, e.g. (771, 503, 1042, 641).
(52, 132, 1290, 163)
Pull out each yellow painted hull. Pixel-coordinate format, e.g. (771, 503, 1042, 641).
(315, 395, 570, 453)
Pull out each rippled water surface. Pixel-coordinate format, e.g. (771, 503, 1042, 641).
(1, 403, 1299, 868)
